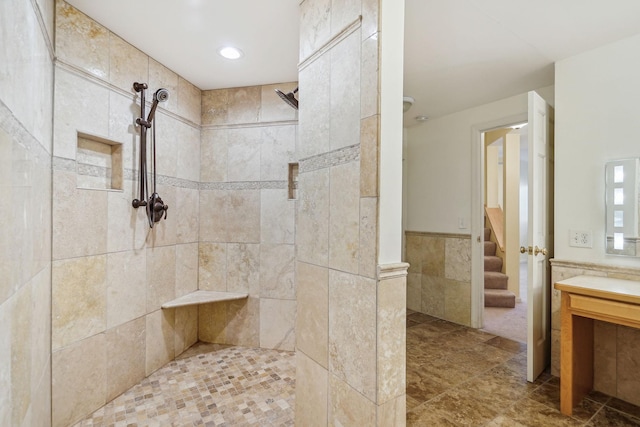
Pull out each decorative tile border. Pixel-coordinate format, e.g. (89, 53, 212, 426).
(550, 258, 640, 276)
(299, 15, 362, 71)
(405, 230, 471, 240)
(378, 262, 410, 280)
(299, 144, 360, 173)
(0, 99, 51, 167)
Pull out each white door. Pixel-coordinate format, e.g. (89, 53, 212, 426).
(526, 91, 554, 382)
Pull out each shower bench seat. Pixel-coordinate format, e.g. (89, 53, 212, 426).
(161, 290, 248, 309)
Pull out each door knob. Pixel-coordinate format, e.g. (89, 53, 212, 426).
(520, 246, 532, 254)
(534, 246, 548, 256)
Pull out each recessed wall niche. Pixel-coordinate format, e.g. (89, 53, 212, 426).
(76, 132, 123, 190)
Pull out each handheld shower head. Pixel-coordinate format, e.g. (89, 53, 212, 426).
(275, 87, 299, 110)
(154, 88, 169, 103)
(146, 88, 169, 124)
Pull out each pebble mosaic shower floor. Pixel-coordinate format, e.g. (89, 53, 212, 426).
(73, 343, 296, 426)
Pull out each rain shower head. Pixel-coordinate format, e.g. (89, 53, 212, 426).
(275, 87, 299, 110)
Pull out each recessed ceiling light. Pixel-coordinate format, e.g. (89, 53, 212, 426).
(415, 115, 429, 122)
(218, 46, 243, 60)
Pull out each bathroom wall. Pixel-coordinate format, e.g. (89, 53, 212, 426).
(295, 0, 407, 425)
(405, 232, 472, 326)
(0, 0, 54, 425)
(198, 83, 298, 351)
(551, 33, 640, 405)
(51, 2, 200, 425)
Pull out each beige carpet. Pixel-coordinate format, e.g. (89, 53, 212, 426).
(481, 263, 527, 343)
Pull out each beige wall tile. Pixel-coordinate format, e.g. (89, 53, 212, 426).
(422, 236, 446, 277)
(52, 333, 106, 427)
(260, 125, 296, 181)
(378, 276, 407, 403)
(297, 169, 330, 266)
(226, 190, 261, 243)
(198, 242, 227, 291)
(377, 395, 406, 427)
(53, 171, 108, 260)
(260, 298, 296, 351)
(107, 182, 149, 253)
(175, 305, 198, 356)
(227, 86, 261, 125)
(444, 237, 471, 282)
(227, 243, 260, 296)
(551, 329, 560, 377)
(405, 234, 423, 274)
(201, 89, 228, 126)
(146, 246, 176, 312)
(260, 244, 295, 300)
(299, 0, 331, 62)
(55, 1, 109, 80)
(53, 68, 110, 160)
(329, 374, 376, 426)
(298, 53, 330, 159)
(406, 273, 421, 312)
(151, 116, 178, 178)
(444, 278, 471, 326)
(106, 317, 145, 401)
(145, 309, 175, 376)
(52, 255, 107, 350)
(261, 189, 295, 244)
(107, 92, 138, 173)
(295, 351, 328, 427)
(148, 58, 179, 115)
(198, 302, 227, 343)
(108, 33, 149, 93)
(330, 32, 361, 151)
(200, 128, 228, 183)
(421, 275, 445, 319)
(329, 270, 376, 401)
(329, 162, 360, 273)
(594, 321, 616, 395)
(360, 116, 378, 197)
(616, 325, 640, 405)
(176, 187, 199, 244)
(199, 190, 228, 242)
(0, 290, 13, 426)
(224, 297, 260, 347)
(260, 83, 298, 123)
(361, 0, 379, 42)
(297, 261, 329, 368)
(10, 283, 31, 426)
(330, 0, 360, 33)
(360, 35, 379, 119)
(359, 197, 378, 279)
(178, 77, 201, 125)
(31, 360, 51, 427)
(177, 123, 201, 182)
(227, 127, 261, 182)
(30, 267, 51, 392)
(175, 243, 198, 297)
(106, 250, 146, 329)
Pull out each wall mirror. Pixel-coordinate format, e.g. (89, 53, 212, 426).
(605, 158, 640, 256)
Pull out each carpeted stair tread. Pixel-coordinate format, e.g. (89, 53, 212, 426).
(484, 256, 503, 272)
(484, 271, 509, 289)
(484, 228, 491, 241)
(484, 289, 516, 308)
(484, 241, 497, 256)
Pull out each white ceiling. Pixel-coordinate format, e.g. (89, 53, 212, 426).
(66, 0, 640, 126)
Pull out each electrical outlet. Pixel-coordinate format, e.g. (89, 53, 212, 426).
(569, 230, 592, 248)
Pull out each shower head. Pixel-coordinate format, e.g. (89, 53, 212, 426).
(275, 87, 299, 110)
(146, 88, 169, 124)
(154, 88, 169, 103)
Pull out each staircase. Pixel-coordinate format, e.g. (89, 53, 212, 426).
(484, 227, 516, 308)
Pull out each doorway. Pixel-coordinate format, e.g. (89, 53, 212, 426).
(480, 124, 529, 344)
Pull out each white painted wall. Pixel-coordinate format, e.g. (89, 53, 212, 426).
(405, 86, 554, 234)
(555, 33, 640, 267)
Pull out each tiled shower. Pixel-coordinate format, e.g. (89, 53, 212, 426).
(1, 0, 407, 425)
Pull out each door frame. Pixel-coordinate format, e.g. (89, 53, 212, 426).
(470, 113, 528, 329)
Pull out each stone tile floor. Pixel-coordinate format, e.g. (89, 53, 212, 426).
(75, 312, 640, 426)
(73, 343, 295, 426)
(406, 310, 640, 426)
